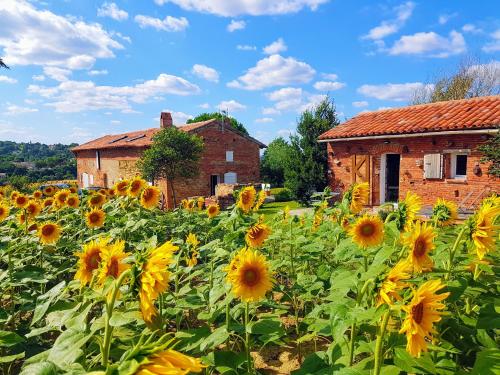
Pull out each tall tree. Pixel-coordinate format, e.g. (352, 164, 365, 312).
(260, 137, 293, 186)
(187, 111, 249, 135)
(138, 127, 204, 207)
(477, 131, 500, 177)
(285, 97, 340, 204)
(0, 58, 8, 69)
(411, 57, 499, 104)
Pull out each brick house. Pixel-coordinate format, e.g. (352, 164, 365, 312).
(318, 96, 500, 208)
(72, 112, 266, 208)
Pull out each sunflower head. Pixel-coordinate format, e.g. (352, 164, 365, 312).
(186, 233, 200, 248)
(403, 220, 436, 273)
(33, 190, 43, 200)
(97, 240, 130, 284)
(86, 208, 105, 228)
(206, 204, 220, 218)
(399, 279, 449, 357)
(10, 190, 19, 202)
(25, 200, 41, 218)
(135, 349, 206, 375)
(66, 194, 80, 208)
(128, 176, 146, 197)
(378, 260, 412, 305)
(197, 196, 205, 210)
(54, 189, 70, 207)
(74, 237, 109, 285)
(14, 194, 28, 209)
(38, 222, 62, 245)
(43, 198, 54, 209)
(88, 193, 106, 208)
(226, 248, 273, 302)
(432, 198, 458, 226)
(237, 186, 256, 213)
(69, 186, 77, 194)
(187, 200, 195, 210)
(347, 182, 369, 214)
(253, 190, 267, 211)
(245, 223, 271, 248)
(349, 214, 384, 248)
(43, 186, 55, 196)
(140, 186, 161, 209)
(396, 192, 423, 231)
(114, 180, 129, 196)
(0, 204, 10, 221)
(469, 202, 500, 260)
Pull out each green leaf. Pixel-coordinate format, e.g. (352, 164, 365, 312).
(0, 352, 24, 363)
(291, 351, 330, 374)
(20, 361, 60, 375)
(0, 330, 25, 347)
(476, 303, 500, 329)
(394, 348, 436, 374)
(247, 318, 285, 336)
(31, 281, 66, 326)
(200, 326, 230, 352)
(47, 329, 92, 369)
(471, 348, 500, 375)
(109, 310, 141, 327)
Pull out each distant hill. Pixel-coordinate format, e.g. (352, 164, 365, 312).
(0, 141, 77, 184)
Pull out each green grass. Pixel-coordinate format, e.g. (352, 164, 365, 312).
(258, 200, 301, 220)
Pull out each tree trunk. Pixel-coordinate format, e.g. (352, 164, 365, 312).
(168, 178, 177, 208)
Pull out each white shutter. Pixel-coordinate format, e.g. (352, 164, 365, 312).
(423, 154, 443, 179)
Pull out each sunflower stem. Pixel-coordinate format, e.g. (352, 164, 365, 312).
(348, 321, 356, 366)
(374, 310, 391, 375)
(244, 302, 253, 374)
(445, 225, 466, 281)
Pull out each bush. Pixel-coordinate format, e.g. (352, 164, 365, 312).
(274, 188, 293, 202)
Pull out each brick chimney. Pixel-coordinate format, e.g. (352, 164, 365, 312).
(160, 112, 173, 128)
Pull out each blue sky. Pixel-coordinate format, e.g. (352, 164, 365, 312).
(0, 0, 498, 146)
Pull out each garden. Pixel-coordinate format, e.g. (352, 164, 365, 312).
(0, 178, 498, 374)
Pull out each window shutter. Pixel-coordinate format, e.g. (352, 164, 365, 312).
(423, 153, 443, 179)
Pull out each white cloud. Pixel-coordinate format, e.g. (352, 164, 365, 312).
(228, 54, 315, 90)
(227, 19, 246, 32)
(217, 100, 246, 112)
(255, 117, 274, 123)
(299, 93, 327, 112)
(237, 44, 257, 51)
(0, 121, 44, 143)
(262, 107, 280, 115)
(357, 82, 434, 102)
(110, 120, 121, 125)
(68, 126, 93, 143)
(483, 29, 500, 53)
(363, 1, 415, 40)
(88, 69, 108, 76)
(277, 128, 294, 137)
(153, 0, 329, 17)
(0, 75, 17, 84)
(191, 64, 219, 82)
(352, 100, 369, 108)
(313, 81, 346, 91)
(462, 24, 482, 34)
(321, 73, 338, 80)
(43, 66, 72, 81)
(28, 73, 201, 112)
(32, 74, 45, 81)
(266, 87, 303, 111)
(165, 110, 193, 124)
(389, 30, 466, 58)
(134, 14, 189, 32)
(5, 104, 39, 116)
(199, 103, 210, 109)
(0, 0, 122, 69)
(97, 2, 128, 21)
(438, 13, 456, 25)
(263, 38, 287, 54)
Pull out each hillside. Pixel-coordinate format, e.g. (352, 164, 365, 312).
(0, 141, 77, 184)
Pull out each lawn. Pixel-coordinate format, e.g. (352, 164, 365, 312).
(258, 200, 302, 219)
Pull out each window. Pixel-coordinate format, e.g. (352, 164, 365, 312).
(451, 153, 468, 178)
(226, 151, 234, 162)
(96, 150, 101, 170)
(224, 172, 237, 184)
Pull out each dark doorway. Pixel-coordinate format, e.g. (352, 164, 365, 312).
(210, 175, 219, 196)
(385, 154, 400, 202)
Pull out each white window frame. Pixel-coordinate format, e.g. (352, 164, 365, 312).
(226, 151, 234, 162)
(450, 152, 468, 179)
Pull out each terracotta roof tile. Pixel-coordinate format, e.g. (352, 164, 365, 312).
(319, 96, 500, 140)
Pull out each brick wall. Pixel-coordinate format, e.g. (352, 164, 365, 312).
(326, 133, 499, 207)
(74, 122, 261, 209)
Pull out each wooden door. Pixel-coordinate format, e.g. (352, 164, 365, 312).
(352, 154, 372, 205)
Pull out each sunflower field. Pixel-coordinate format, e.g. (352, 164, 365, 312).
(0, 178, 499, 375)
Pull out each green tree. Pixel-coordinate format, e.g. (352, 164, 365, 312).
(477, 131, 500, 177)
(138, 126, 204, 206)
(285, 97, 339, 204)
(187, 111, 249, 135)
(260, 137, 293, 186)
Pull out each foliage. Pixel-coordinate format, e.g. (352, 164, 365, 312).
(274, 187, 293, 202)
(260, 137, 294, 186)
(138, 127, 204, 205)
(477, 131, 500, 177)
(0, 141, 77, 183)
(411, 56, 500, 104)
(187, 111, 249, 135)
(285, 96, 339, 205)
(0, 179, 498, 375)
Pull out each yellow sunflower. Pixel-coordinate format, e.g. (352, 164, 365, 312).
(38, 222, 62, 245)
(197, 196, 205, 210)
(237, 186, 256, 214)
(349, 214, 384, 248)
(253, 190, 267, 211)
(312, 212, 322, 231)
(114, 180, 129, 196)
(43, 186, 55, 196)
(245, 223, 271, 248)
(398, 191, 423, 230)
(187, 199, 195, 211)
(86, 208, 105, 228)
(0, 204, 10, 221)
(97, 240, 130, 284)
(14, 193, 29, 209)
(88, 193, 106, 208)
(378, 260, 412, 305)
(74, 237, 109, 285)
(18, 212, 27, 225)
(139, 241, 177, 324)
(128, 176, 146, 198)
(10, 190, 19, 202)
(25, 200, 41, 218)
(33, 190, 43, 200)
(404, 221, 436, 273)
(140, 186, 161, 209)
(134, 349, 206, 375)
(54, 189, 70, 208)
(432, 198, 458, 226)
(69, 186, 78, 194)
(399, 279, 449, 357)
(226, 248, 273, 302)
(66, 194, 80, 208)
(206, 204, 220, 218)
(349, 182, 369, 214)
(186, 233, 200, 248)
(43, 198, 54, 209)
(470, 202, 500, 260)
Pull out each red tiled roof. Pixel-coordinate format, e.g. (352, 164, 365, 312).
(72, 119, 266, 151)
(319, 96, 500, 141)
